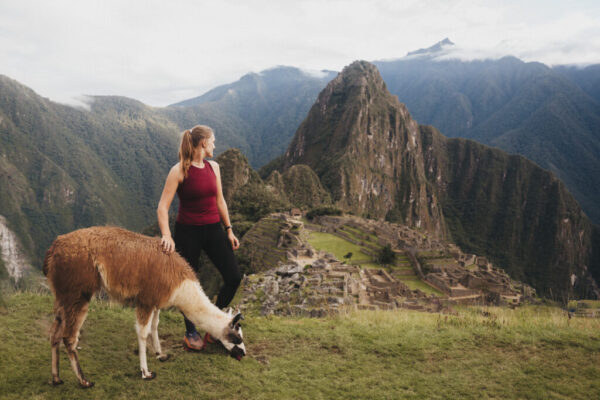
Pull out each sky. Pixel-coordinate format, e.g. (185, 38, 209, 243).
(1, 0, 599, 107)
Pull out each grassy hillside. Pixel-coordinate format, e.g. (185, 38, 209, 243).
(2, 292, 599, 399)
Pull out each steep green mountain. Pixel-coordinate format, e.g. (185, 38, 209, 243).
(278, 61, 599, 298)
(0, 75, 179, 265)
(278, 164, 332, 209)
(373, 48, 600, 223)
(215, 148, 289, 230)
(164, 67, 336, 168)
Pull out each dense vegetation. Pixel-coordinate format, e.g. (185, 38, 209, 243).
(0, 76, 179, 266)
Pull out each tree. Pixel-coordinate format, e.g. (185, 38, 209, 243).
(377, 244, 396, 265)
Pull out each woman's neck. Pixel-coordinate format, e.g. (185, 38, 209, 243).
(192, 151, 206, 166)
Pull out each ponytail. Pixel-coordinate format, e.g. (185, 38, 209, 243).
(178, 125, 214, 178)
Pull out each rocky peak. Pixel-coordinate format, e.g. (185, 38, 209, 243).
(406, 38, 455, 56)
(215, 148, 262, 204)
(282, 61, 446, 236)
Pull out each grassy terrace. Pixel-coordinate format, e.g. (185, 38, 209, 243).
(338, 225, 380, 247)
(396, 276, 444, 296)
(2, 292, 599, 399)
(307, 231, 373, 264)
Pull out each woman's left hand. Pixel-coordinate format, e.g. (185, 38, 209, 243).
(228, 230, 240, 250)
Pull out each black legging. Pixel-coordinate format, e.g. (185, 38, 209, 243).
(174, 222, 241, 334)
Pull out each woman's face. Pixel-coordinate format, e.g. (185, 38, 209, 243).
(203, 133, 215, 158)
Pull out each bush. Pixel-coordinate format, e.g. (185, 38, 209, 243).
(306, 206, 343, 220)
(377, 244, 396, 265)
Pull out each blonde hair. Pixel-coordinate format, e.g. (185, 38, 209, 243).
(179, 125, 213, 177)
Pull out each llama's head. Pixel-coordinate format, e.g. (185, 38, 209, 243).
(220, 311, 246, 360)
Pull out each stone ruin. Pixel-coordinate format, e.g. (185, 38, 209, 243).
(236, 212, 535, 317)
(238, 255, 445, 317)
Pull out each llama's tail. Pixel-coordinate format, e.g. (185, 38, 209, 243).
(42, 242, 56, 277)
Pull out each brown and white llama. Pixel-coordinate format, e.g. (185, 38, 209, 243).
(43, 226, 245, 388)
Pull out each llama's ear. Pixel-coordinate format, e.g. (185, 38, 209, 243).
(227, 307, 233, 316)
(230, 312, 244, 328)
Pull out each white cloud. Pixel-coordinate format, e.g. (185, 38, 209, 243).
(0, 0, 599, 106)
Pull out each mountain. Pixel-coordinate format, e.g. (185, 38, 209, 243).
(278, 61, 600, 298)
(373, 50, 600, 224)
(0, 75, 180, 266)
(406, 38, 454, 56)
(554, 64, 600, 104)
(164, 66, 337, 168)
(281, 62, 446, 235)
(0, 67, 335, 274)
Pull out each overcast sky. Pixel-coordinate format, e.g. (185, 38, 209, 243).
(1, 0, 599, 107)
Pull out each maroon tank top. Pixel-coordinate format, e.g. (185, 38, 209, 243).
(176, 162, 221, 225)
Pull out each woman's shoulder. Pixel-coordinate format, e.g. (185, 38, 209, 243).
(207, 160, 220, 172)
(169, 163, 185, 181)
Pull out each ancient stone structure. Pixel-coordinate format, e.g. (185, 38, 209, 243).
(237, 212, 535, 316)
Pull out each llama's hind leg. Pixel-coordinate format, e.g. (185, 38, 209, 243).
(136, 307, 156, 380)
(49, 308, 65, 385)
(150, 309, 169, 362)
(62, 301, 94, 388)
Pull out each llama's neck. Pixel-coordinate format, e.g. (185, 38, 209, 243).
(168, 279, 229, 336)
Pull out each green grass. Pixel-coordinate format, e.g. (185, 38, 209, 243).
(2, 292, 600, 399)
(307, 231, 373, 264)
(397, 277, 445, 296)
(339, 226, 381, 248)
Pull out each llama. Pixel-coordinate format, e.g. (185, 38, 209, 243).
(43, 226, 246, 388)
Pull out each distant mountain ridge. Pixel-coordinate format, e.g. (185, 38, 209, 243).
(277, 61, 600, 298)
(165, 66, 337, 167)
(374, 48, 600, 223)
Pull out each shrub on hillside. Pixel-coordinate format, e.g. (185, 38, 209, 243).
(377, 244, 396, 265)
(306, 206, 343, 220)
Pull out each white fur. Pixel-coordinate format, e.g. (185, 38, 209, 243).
(168, 280, 229, 337)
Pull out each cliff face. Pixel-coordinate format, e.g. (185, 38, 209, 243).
(283, 61, 446, 237)
(421, 127, 599, 297)
(280, 61, 599, 298)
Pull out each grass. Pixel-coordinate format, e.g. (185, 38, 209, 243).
(397, 277, 444, 296)
(338, 226, 381, 248)
(307, 231, 373, 264)
(2, 292, 600, 399)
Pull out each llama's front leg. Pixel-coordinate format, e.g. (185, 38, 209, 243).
(150, 310, 169, 362)
(136, 308, 156, 380)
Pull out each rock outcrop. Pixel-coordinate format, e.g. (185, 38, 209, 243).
(0, 215, 32, 281)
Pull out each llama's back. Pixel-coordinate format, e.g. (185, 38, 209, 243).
(44, 226, 197, 307)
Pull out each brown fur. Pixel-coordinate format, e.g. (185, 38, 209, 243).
(44, 226, 205, 387)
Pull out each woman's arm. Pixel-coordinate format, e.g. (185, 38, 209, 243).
(157, 164, 183, 253)
(209, 160, 240, 250)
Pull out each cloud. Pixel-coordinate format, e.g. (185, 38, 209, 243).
(0, 0, 599, 106)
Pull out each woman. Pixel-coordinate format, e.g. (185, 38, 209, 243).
(157, 125, 241, 350)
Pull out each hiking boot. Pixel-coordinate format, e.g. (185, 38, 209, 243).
(183, 332, 205, 351)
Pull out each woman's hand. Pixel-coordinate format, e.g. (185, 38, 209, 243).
(227, 230, 240, 250)
(161, 235, 175, 253)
